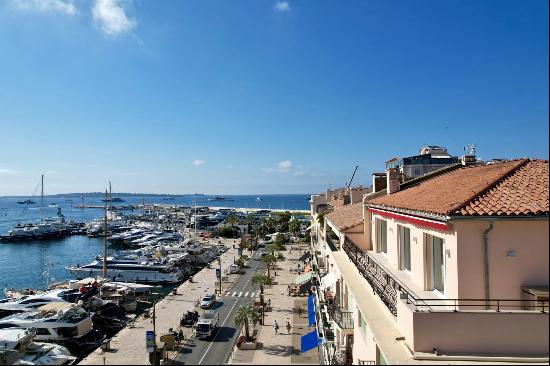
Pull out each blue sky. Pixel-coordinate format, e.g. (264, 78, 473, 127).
(0, 0, 548, 195)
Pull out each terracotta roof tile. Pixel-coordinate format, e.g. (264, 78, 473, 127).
(325, 202, 363, 231)
(368, 159, 549, 217)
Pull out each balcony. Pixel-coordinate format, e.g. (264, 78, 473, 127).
(343, 238, 549, 316)
(326, 234, 339, 252)
(332, 306, 354, 331)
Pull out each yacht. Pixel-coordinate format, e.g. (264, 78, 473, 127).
(16, 199, 36, 205)
(0, 304, 104, 356)
(0, 328, 77, 365)
(0, 221, 69, 242)
(66, 260, 184, 284)
(0, 289, 79, 319)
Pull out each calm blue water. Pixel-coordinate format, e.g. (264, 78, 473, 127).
(0, 194, 310, 296)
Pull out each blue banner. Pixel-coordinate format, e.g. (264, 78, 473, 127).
(307, 294, 315, 326)
(300, 330, 320, 353)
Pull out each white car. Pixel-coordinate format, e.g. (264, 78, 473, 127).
(199, 294, 216, 309)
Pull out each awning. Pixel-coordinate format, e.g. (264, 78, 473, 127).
(307, 294, 316, 326)
(295, 272, 313, 285)
(299, 251, 312, 262)
(300, 329, 319, 353)
(320, 272, 337, 289)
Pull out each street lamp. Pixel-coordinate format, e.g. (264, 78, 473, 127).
(217, 256, 222, 295)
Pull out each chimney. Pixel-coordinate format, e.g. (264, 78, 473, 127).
(461, 154, 477, 166)
(372, 173, 387, 193)
(386, 168, 400, 194)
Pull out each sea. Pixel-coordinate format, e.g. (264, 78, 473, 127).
(0, 194, 310, 297)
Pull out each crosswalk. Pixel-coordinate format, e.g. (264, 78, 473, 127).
(223, 291, 255, 298)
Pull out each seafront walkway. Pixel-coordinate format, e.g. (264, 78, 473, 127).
(231, 241, 319, 365)
(80, 238, 242, 365)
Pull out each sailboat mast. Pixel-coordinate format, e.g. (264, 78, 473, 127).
(40, 174, 44, 220)
(103, 189, 108, 279)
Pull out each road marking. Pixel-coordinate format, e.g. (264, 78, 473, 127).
(232, 292, 237, 297)
(244, 292, 249, 297)
(238, 291, 243, 297)
(225, 291, 230, 296)
(198, 296, 240, 365)
(250, 292, 255, 297)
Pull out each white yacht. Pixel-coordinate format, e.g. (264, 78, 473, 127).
(66, 260, 184, 284)
(0, 328, 77, 365)
(0, 289, 79, 319)
(0, 304, 103, 353)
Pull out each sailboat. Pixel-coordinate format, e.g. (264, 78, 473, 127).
(0, 175, 69, 242)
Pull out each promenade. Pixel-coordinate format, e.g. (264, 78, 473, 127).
(231, 241, 319, 365)
(80, 238, 242, 365)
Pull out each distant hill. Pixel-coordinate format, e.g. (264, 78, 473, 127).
(2, 193, 205, 198)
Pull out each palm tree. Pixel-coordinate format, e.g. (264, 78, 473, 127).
(289, 219, 301, 239)
(261, 254, 278, 278)
(251, 273, 273, 294)
(226, 215, 238, 238)
(235, 304, 259, 341)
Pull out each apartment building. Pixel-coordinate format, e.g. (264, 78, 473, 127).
(310, 158, 548, 364)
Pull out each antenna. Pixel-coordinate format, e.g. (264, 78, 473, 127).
(464, 144, 477, 156)
(347, 166, 359, 189)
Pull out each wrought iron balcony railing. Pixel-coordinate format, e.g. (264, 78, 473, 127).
(343, 238, 549, 316)
(343, 238, 403, 316)
(326, 234, 339, 252)
(332, 306, 354, 330)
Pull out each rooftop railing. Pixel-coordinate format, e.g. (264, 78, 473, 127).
(343, 238, 548, 316)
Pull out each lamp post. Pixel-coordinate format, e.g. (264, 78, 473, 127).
(217, 256, 222, 295)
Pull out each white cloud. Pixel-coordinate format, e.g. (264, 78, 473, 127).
(262, 160, 293, 173)
(192, 160, 205, 166)
(11, 0, 77, 16)
(92, 0, 136, 36)
(274, 1, 290, 12)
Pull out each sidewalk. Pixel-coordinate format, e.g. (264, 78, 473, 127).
(231, 241, 319, 365)
(80, 238, 242, 365)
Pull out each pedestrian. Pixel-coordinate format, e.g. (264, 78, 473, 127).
(273, 320, 279, 334)
(286, 321, 291, 334)
(298, 306, 302, 318)
(267, 298, 271, 307)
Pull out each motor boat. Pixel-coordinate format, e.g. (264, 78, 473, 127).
(0, 328, 77, 365)
(0, 289, 80, 319)
(0, 303, 105, 356)
(67, 260, 184, 284)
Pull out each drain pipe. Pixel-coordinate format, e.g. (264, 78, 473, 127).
(483, 223, 494, 310)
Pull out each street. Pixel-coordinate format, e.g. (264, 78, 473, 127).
(173, 249, 266, 365)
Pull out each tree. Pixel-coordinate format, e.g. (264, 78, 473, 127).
(235, 304, 259, 342)
(251, 273, 273, 291)
(317, 214, 325, 227)
(289, 219, 301, 239)
(261, 254, 278, 278)
(275, 233, 286, 246)
(226, 215, 238, 238)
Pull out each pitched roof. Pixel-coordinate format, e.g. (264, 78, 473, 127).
(368, 159, 549, 218)
(325, 202, 363, 231)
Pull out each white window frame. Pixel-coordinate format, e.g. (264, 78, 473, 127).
(426, 233, 446, 297)
(376, 218, 387, 254)
(398, 225, 411, 272)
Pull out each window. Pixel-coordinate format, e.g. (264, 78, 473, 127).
(427, 234, 445, 294)
(398, 225, 411, 271)
(376, 219, 387, 253)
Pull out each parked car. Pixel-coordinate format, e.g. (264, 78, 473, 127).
(199, 294, 216, 309)
(229, 264, 239, 274)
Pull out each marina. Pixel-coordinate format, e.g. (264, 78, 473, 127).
(0, 189, 310, 363)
